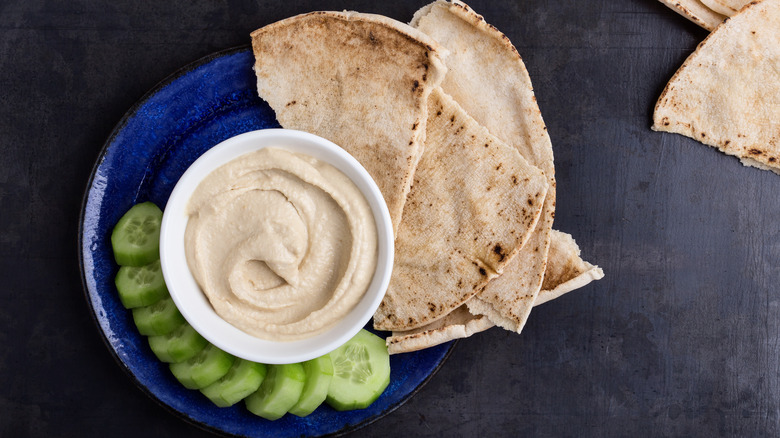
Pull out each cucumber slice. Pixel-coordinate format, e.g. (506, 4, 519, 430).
(132, 296, 186, 336)
(245, 363, 305, 421)
(148, 323, 208, 363)
(288, 354, 334, 417)
(326, 330, 390, 411)
(111, 201, 162, 266)
(169, 344, 235, 389)
(201, 359, 268, 407)
(115, 260, 168, 309)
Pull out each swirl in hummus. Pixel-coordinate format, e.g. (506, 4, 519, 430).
(184, 147, 378, 341)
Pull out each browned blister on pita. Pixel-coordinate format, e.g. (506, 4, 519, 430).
(653, 0, 780, 175)
(387, 231, 603, 354)
(657, 0, 727, 30)
(251, 11, 447, 234)
(373, 87, 548, 331)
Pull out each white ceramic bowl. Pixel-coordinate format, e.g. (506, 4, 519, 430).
(160, 129, 394, 364)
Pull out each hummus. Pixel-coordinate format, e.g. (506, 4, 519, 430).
(184, 147, 378, 341)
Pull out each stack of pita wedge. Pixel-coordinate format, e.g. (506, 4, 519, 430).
(250, 1, 604, 354)
(654, 0, 779, 175)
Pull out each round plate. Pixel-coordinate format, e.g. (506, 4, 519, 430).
(78, 46, 455, 437)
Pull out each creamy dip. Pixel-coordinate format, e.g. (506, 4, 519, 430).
(184, 147, 378, 341)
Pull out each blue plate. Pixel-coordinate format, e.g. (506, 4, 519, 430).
(78, 46, 455, 437)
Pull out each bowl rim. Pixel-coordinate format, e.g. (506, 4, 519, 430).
(159, 128, 394, 364)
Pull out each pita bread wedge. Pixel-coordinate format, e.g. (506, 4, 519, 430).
(250, 11, 447, 234)
(387, 230, 603, 354)
(700, 0, 751, 15)
(372, 88, 548, 331)
(387, 305, 492, 354)
(653, 0, 780, 175)
(535, 230, 605, 306)
(657, 0, 727, 31)
(413, 1, 555, 332)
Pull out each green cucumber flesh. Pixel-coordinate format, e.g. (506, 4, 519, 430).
(288, 354, 334, 417)
(245, 363, 305, 421)
(111, 201, 162, 266)
(132, 296, 185, 336)
(201, 359, 267, 407)
(169, 344, 235, 389)
(148, 323, 207, 363)
(115, 260, 168, 309)
(326, 329, 391, 411)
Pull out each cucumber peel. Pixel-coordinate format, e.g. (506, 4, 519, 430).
(132, 296, 186, 336)
(115, 260, 168, 309)
(148, 323, 207, 363)
(245, 363, 306, 421)
(201, 359, 268, 407)
(288, 354, 334, 417)
(170, 344, 235, 389)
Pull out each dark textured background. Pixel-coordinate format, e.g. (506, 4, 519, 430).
(2, 0, 779, 436)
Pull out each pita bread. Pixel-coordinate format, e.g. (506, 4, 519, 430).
(413, 1, 555, 332)
(387, 230, 603, 354)
(700, 0, 751, 15)
(372, 87, 548, 331)
(250, 11, 447, 235)
(387, 305, 492, 354)
(535, 230, 605, 306)
(653, 0, 780, 175)
(657, 0, 727, 30)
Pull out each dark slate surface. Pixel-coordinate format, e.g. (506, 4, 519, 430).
(1, 0, 778, 436)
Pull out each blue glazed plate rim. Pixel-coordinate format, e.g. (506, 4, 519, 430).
(77, 45, 457, 437)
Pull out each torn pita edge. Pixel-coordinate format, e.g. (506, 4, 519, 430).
(534, 263, 604, 307)
(739, 156, 780, 176)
